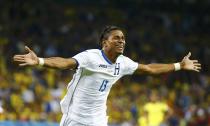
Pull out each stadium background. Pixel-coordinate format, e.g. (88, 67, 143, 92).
(0, 0, 209, 126)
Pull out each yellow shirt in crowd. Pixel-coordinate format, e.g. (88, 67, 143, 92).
(142, 102, 168, 126)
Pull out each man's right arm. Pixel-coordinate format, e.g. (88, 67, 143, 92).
(13, 46, 78, 69)
(41, 57, 77, 69)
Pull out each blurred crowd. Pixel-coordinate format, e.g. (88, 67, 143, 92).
(0, 0, 209, 126)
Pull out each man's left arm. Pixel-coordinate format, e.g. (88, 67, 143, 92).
(135, 52, 201, 75)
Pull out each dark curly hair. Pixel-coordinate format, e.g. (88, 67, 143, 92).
(99, 25, 122, 47)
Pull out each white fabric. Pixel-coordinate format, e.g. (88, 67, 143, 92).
(60, 49, 138, 125)
(174, 63, 181, 71)
(60, 114, 87, 126)
(38, 58, 44, 66)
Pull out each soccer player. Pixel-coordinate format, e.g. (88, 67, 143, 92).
(13, 26, 201, 126)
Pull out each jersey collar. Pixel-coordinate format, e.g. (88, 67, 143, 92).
(101, 50, 113, 65)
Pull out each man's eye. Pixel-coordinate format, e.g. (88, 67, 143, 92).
(114, 37, 120, 40)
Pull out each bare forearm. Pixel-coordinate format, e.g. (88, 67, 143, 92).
(40, 57, 77, 69)
(137, 63, 177, 75)
(147, 63, 175, 74)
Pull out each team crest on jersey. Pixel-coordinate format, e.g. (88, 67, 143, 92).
(114, 63, 120, 75)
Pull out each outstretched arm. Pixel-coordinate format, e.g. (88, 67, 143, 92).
(135, 52, 201, 75)
(13, 46, 78, 69)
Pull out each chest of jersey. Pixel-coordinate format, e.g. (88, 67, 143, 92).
(86, 61, 121, 76)
(79, 62, 122, 93)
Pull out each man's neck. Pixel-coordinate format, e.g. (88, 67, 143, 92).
(102, 49, 119, 64)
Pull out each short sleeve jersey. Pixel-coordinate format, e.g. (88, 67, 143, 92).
(60, 49, 138, 125)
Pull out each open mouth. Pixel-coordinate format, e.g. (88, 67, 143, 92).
(116, 44, 124, 49)
(116, 46, 123, 50)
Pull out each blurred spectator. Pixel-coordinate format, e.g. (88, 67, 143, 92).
(138, 90, 171, 126)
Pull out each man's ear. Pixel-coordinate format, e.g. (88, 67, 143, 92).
(102, 40, 107, 47)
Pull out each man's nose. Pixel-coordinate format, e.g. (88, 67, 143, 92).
(118, 40, 125, 44)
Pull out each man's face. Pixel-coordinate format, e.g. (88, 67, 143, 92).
(150, 93, 158, 102)
(103, 30, 126, 55)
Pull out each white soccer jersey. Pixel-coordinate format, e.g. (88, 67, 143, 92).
(60, 49, 138, 125)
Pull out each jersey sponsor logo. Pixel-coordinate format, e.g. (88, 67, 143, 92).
(99, 64, 108, 68)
